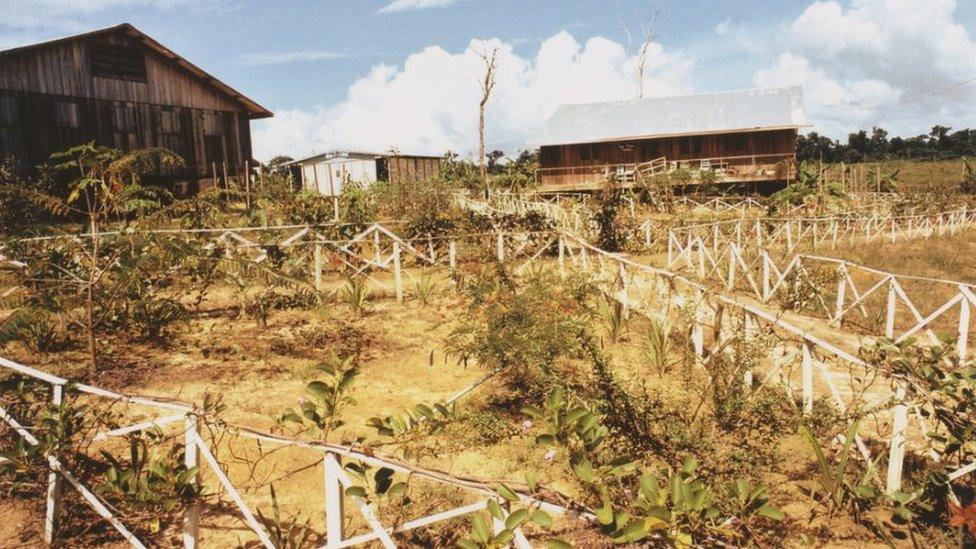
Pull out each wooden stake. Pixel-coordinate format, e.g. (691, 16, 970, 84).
(182, 415, 200, 549)
(886, 387, 907, 494)
(44, 384, 63, 545)
(314, 243, 324, 292)
(393, 242, 403, 303)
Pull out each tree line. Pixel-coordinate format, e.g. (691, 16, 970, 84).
(797, 126, 976, 164)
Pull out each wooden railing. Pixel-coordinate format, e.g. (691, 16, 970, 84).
(535, 153, 796, 189)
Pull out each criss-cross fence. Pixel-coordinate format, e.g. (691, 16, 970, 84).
(667, 237, 976, 361)
(0, 352, 581, 548)
(5, 215, 976, 546)
(543, 233, 976, 498)
(456, 195, 976, 499)
(667, 206, 976, 263)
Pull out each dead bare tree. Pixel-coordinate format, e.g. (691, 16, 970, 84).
(476, 46, 499, 194)
(616, 0, 658, 99)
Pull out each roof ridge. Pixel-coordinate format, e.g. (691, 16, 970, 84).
(556, 85, 803, 109)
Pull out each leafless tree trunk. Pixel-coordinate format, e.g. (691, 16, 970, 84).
(477, 47, 498, 194)
(616, 0, 657, 99)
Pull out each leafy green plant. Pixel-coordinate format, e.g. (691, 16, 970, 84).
(256, 484, 313, 549)
(96, 430, 200, 534)
(280, 355, 359, 440)
(130, 296, 186, 342)
(644, 317, 672, 373)
(457, 487, 554, 549)
(602, 295, 627, 343)
(800, 421, 880, 519)
(340, 276, 372, 316)
(367, 401, 462, 460)
(414, 272, 437, 306)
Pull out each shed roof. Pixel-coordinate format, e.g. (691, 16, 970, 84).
(529, 87, 806, 147)
(287, 150, 444, 166)
(0, 23, 272, 119)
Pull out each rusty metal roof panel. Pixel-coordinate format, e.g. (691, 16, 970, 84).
(529, 87, 806, 147)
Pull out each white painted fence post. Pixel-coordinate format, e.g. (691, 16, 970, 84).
(886, 386, 908, 495)
(393, 242, 403, 304)
(761, 251, 771, 302)
(324, 453, 345, 548)
(801, 343, 813, 415)
(448, 240, 457, 280)
(496, 233, 505, 263)
(692, 288, 704, 362)
(182, 414, 200, 549)
(885, 278, 897, 339)
(44, 383, 63, 546)
(743, 313, 755, 388)
(832, 266, 846, 327)
(959, 295, 970, 363)
(557, 236, 565, 275)
(314, 243, 324, 292)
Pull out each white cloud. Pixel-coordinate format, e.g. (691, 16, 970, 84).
(252, 31, 694, 161)
(238, 50, 346, 66)
(754, 53, 902, 136)
(377, 0, 458, 14)
(756, 0, 976, 136)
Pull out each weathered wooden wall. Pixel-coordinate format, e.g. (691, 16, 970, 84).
(539, 129, 797, 168)
(381, 156, 442, 184)
(0, 28, 253, 187)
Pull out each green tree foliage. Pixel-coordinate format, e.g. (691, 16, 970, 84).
(797, 125, 976, 163)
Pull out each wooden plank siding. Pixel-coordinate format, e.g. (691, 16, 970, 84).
(537, 129, 797, 191)
(382, 156, 442, 184)
(0, 26, 260, 191)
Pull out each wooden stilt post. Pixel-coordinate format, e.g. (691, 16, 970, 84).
(44, 384, 63, 545)
(182, 414, 200, 549)
(393, 242, 403, 304)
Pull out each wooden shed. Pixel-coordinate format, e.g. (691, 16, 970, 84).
(0, 23, 272, 192)
(290, 150, 443, 197)
(530, 87, 807, 192)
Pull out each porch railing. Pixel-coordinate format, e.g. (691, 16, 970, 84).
(535, 153, 796, 187)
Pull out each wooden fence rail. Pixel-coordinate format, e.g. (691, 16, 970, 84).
(667, 206, 975, 263)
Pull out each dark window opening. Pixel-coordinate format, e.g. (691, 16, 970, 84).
(90, 41, 147, 82)
(578, 144, 599, 162)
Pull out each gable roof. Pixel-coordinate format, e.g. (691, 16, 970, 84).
(287, 150, 444, 166)
(0, 23, 272, 119)
(530, 87, 806, 147)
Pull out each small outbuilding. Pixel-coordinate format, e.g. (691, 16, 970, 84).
(529, 87, 807, 192)
(289, 150, 443, 197)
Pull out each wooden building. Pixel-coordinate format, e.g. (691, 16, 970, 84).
(290, 150, 443, 197)
(530, 87, 807, 192)
(0, 23, 272, 192)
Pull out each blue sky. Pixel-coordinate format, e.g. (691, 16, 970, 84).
(5, 1, 976, 160)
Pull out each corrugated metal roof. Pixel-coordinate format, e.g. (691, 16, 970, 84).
(529, 87, 806, 147)
(286, 150, 444, 166)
